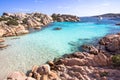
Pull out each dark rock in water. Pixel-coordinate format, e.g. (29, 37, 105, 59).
(116, 23, 120, 26)
(11, 37, 20, 40)
(82, 44, 99, 55)
(53, 27, 62, 30)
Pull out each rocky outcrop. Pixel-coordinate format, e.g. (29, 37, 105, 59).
(51, 14, 80, 22)
(6, 33, 120, 80)
(0, 12, 53, 37)
(7, 71, 35, 80)
(28, 64, 60, 80)
(7, 52, 119, 80)
(0, 13, 80, 37)
(99, 33, 120, 54)
(82, 45, 99, 55)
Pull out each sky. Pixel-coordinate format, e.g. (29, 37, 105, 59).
(0, 0, 120, 16)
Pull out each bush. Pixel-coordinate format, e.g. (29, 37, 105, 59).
(112, 54, 120, 67)
(100, 71, 108, 77)
(0, 17, 11, 21)
(6, 19, 19, 26)
(22, 18, 28, 24)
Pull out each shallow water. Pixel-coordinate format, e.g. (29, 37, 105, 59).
(0, 19, 120, 79)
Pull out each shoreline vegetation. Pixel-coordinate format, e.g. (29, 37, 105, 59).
(0, 12, 120, 80)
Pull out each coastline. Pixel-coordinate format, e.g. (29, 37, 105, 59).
(6, 33, 120, 80)
(0, 13, 120, 80)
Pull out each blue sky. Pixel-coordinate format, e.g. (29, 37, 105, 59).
(0, 0, 120, 16)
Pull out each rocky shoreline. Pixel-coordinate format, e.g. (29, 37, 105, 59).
(0, 12, 80, 50)
(6, 33, 120, 80)
(0, 12, 80, 37)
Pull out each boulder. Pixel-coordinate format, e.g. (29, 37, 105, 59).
(82, 45, 99, 55)
(37, 64, 50, 75)
(7, 71, 26, 80)
(99, 34, 120, 54)
(32, 65, 39, 73)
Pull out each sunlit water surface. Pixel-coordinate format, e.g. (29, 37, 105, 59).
(0, 18, 120, 79)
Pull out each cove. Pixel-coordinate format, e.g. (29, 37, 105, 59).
(0, 18, 120, 79)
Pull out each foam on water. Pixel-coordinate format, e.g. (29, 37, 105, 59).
(0, 21, 120, 79)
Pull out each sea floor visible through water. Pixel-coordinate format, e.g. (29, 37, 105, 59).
(0, 18, 120, 79)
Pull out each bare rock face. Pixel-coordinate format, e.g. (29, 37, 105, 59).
(7, 71, 27, 80)
(58, 52, 110, 67)
(51, 13, 80, 22)
(37, 64, 51, 75)
(0, 12, 80, 37)
(27, 64, 60, 80)
(7, 72, 36, 80)
(99, 34, 120, 54)
(82, 45, 99, 55)
(0, 12, 53, 37)
(51, 51, 120, 80)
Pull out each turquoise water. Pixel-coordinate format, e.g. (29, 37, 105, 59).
(0, 20, 120, 79)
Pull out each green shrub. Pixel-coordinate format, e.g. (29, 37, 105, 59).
(100, 72, 108, 77)
(22, 18, 28, 24)
(6, 19, 19, 26)
(112, 54, 120, 67)
(0, 17, 11, 21)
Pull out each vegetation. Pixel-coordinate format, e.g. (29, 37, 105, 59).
(112, 54, 120, 67)
(22, 18, 28, 24)
(6, 19, 19, 26)
(0, 17, 11, 21)
(100, 71, 109, 77)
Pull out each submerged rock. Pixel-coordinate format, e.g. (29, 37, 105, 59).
(116, 22, 120, 26)
(82, 45, 99, 55)
(53, 27, 62, 30)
